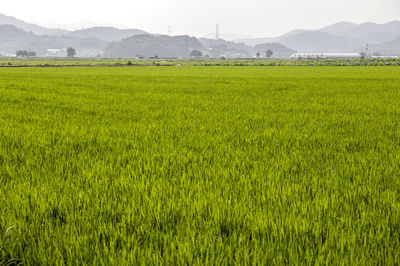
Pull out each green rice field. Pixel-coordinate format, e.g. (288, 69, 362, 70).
(1, 66, 399, 264)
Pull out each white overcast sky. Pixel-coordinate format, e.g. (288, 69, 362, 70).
(2, 0, 400, 37)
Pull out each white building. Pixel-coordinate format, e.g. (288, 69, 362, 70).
(291, 53, 361, 60)
(371, 56, 399, 59)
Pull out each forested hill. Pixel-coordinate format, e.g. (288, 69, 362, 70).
(105, 35, 203, 58)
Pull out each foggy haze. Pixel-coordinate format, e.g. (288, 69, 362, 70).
(2, 0, 400, 37)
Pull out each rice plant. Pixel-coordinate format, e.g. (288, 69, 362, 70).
(0, 66, 399, 264)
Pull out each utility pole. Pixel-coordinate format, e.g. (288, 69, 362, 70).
(168, 25, 172, 36)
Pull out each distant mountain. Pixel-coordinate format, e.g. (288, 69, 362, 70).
(0, 13, 67, 36)
(320, 22, 357, 36)
(39, 20, 132, 31)
(0, 13, 151, 56)
(197, 39, 295, 58)
(320, 21, 400, 53)
(320, 21, 400, 47)
(386, 36, 400, 45)
(279, 31, 355, 53)
(204, 32, 253, 41)
(0, 24, 107, 56)
(235, 30, 307, 46)
(199, 38, 253, 57)
(238, 21, 400, 53)
(355, 32, 398, 45)
(1, 13, 399, 57)
(341, 21, 400, 39)
(371, 36, 400, 55)
(105, 35, 203, 57)
(0, 13, 148, 41)
(67, 27, 147, 42)
(253, 43, 296, 58)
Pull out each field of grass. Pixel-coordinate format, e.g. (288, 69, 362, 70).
(0, 66, 399, 264)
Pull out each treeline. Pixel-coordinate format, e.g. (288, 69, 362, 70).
(16, 50, 36, 57)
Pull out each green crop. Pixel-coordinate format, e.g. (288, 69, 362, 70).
(0, 66, 399, 265)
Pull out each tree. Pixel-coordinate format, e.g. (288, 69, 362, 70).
(16, 50, 28, 57)
(190, 50, 203, 57)
(27, 51, 36, 57)
(359, 51, 366, 58)
(256, 52, 261, 57)
(265, 49, 273, 58)
(67, 47, 76, 57)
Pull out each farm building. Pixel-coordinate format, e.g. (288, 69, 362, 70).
(291, 53, 361, 60)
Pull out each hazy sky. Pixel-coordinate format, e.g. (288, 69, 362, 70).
(2, 0, 400, 37)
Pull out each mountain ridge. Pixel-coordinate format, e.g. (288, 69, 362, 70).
(66, 27, 147, 42)
(236, 21, 400, 54)
(0, 13, 147, 42)
(0, 24, 107, 56)
(0, 13, 67, 36)
(1, 13, 400, 57)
